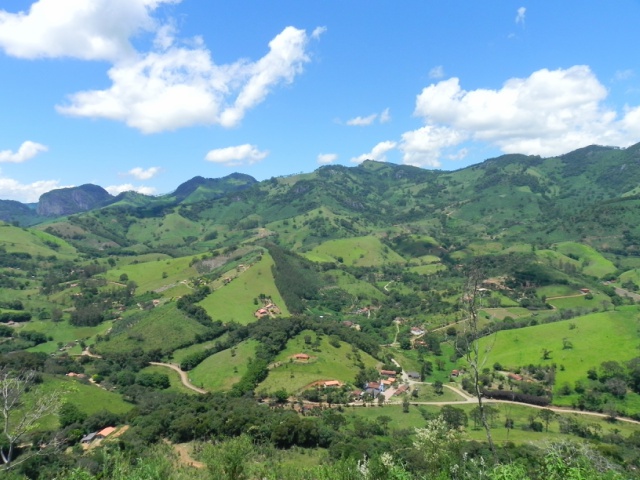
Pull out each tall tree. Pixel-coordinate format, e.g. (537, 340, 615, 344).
(1, 369, 64, 469)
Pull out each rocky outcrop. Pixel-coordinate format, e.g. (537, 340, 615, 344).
(37, 184, 113, 217)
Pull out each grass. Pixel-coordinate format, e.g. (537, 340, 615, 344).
(188, 339, 259, 391)
(325, 269, 385, 302)
(305, 236, 405, 267)
(94, 304, 209, 355)
(104, 255, 199, 295)
(170, 333, 228, 364)
(139, 365, 197, 395)
(22, 319, 114, 355)
(481, 307, 640, 395)
(553, 242, 617, 278)
(343, 402, 640, 445)
(0, 223, 77, 260)
(198, 252, 290, 325)
(258, 330, 380, 394)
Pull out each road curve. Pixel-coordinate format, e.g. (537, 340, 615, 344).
(149, 362, 207, 394)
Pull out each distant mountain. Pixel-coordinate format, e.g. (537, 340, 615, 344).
(171, 173, 258, 203)
(0, 200, 46, 226)
(37, 184, 113, 217)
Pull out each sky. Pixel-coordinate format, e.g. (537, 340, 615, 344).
(1, 1, 640, 202)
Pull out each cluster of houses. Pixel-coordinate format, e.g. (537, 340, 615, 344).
(254, 301, 281, 319)
(80, 426, 116, 445)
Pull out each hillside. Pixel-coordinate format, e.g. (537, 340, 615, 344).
(4, 144, 640, 477)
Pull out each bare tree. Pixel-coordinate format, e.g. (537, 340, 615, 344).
(1, 368, 64, 470)
(458, 266, 497, 457)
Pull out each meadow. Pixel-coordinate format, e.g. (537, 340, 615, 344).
(188, 339, 259, 391)
(198, 252, 290, 325)
(258, 330, 380, 394)
(553, 242, 617, 278)
(104, 255, 199, 294)
(304, 236, 405, 267)
(481, 307, 640, 392)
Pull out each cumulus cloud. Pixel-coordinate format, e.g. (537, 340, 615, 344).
(205, 144, 268, 166)
(317, 153, 337, 164)
(128, 166, 160, 180)
(0, 141, 48, 163)
(351, 141, 397, 164)
(515, 7, 526, 25)
(56, 26, 313, 132)
(105, 183, 156, 196)
(0, 0, 179, 61)
(400, 65, 640, 167)
(0, 2, 318, 132)
(0, 169, 66, 202)
(428, 65, 445, 79)
(346, 108, 391, 126)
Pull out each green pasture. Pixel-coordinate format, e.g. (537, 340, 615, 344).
(619, 269, 640, 286)
(94, 304, 208, 355)
(188, 339, 259, 391)
(198, 252, 289, 325)
(139, 365, 197, 395)
(325, 269, 385, 302)
(553, 242, 617, 278)
(546, 292, 607, 310)
(481, 307, 640, 393)
(104, 255, 198, 294)
(344, 402, 640, 445)
(0, 224, 76, 259)
(258, 330, 380, 394)
(305, 236, 405, 267)
(480, 307, 530, 321)
(23, 319, 114, 355)
(408, 264, 447, 275)
(536, 284, 581, 298)
(35, 374, 133, 430)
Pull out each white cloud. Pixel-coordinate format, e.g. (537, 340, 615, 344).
(379, 108, 391, 124)
(205, 144, 268, 166)
(346, 108, 391, 126)
(400, 65, 640, 166)
(105, 183, 156, 196)
(312, 26, 326, 39)
(317, 153, 337, 164)
(57, 26, 314, 132)
(0, 169, 67, 202)
(0, 141, 48, 163)
(128, 166, 160, 180)
(347, 114, 377, 126)
(428, 65, 445, 79)
(0, 0, 179, 61)
(351, 141, 397, 164)
(515, 7, 526, 25)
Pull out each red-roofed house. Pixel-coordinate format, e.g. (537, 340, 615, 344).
(96, 426, 116, 439)
(293, 353, 310, 361)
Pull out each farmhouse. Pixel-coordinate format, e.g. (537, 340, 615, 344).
(410, 327, 425, 336)
(96, 426, 116, 439)
(407, 371, 420, 380)
(324, 380, 342, 388)
(293, 353, 310, 361)
(80, 432, 97, 444)
(380, 369, 397, 376)
(394, 385, 409, 396)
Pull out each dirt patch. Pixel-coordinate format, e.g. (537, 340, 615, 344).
(165, 440, 205, 469)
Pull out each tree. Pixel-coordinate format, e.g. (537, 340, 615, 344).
(538, 409, 556, 432)
(541, 348, 552, 360)
(433, 380, 444, 395)
(457, 265, 497, 458)
(1, 369, 64, 469)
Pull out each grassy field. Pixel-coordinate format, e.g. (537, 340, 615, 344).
(343, 402, 640, 445)
(258, 330, 380, 394)
(188, 339, 259, 391)
(170, 333, 229, 364)
(326, 269, 385, 302)
(23, 319, 114, 355)
(198, 252, 289, 325)
(481, 307, 640, 393)
(305, 236, 405, 267)
(139, 365, 197, 395)
(35, 374, 133, 429)
(553, 242, 617, 278)
(0, 223, 77, 259)
(104, 255, 199, 295)
(94, 304, 209, 355)
(408, 264, 447, 275)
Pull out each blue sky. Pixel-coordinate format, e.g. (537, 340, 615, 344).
(1, 0, 639, 202)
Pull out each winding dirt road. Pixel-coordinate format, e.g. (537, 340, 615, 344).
(149, 362, 207, 394)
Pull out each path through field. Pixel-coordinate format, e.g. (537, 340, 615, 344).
(149, 362, 207, 394)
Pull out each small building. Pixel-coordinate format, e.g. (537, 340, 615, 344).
(407, 371, 420, 380)
(380, 369, 397, 376)
(410, 327, 425, 336)
(81, 432, 97, 444)
(580, 288, 591, 294)
(450, 370, 460, 377)
(293, 353, 310, 361)
(507, 373, 523, 382)
(394, 385, 409, 396)
(324, 380, 342, 388)
(96, 426, 116, 439)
